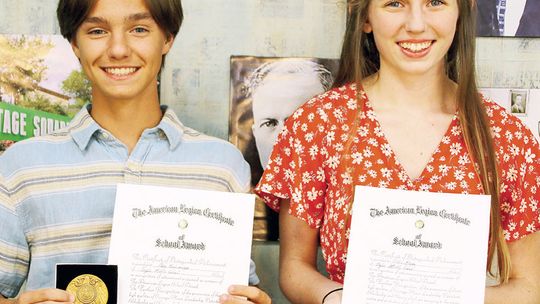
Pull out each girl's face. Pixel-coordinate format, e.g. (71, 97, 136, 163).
(364, 0, 459, 78)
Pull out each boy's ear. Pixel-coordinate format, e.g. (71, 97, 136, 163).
(70, 38, 81, 59)
(162, 35, 174, 55)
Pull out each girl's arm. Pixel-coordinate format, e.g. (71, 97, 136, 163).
(278, 199, 343, 304)
(485, 231, 540, 304)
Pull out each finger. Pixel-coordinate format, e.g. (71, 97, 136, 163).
(227, 285, 271, 304)
(218, 293, 253, 304)
(17, 288, 74, 304)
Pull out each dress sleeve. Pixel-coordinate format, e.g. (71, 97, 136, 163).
(495, 113, 540, 242)
(0, 170, 30, 298)
(254, 100, 329, 228)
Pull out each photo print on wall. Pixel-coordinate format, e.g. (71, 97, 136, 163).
(229, 56, 339, 240)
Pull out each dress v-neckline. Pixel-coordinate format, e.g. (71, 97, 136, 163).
(360, 87, 459, 186)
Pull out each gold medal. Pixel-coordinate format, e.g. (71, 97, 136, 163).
(66, 274, 109, 304)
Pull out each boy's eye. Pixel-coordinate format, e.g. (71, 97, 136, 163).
(88, 29, 106, 35)
(132, 27, 149, 34)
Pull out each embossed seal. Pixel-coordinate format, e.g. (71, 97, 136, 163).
(66, 274, 108, 304)
(178, 218, 189, 229)
(415, 220, 425, 229)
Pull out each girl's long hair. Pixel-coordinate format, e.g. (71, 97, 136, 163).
(335, 0, 510, 282)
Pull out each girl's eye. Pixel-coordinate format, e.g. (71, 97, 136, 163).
(386, 1, 403, 8)
(429, 0, 444, 6)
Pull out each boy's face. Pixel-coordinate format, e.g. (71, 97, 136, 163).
(71, 0, 173, 103)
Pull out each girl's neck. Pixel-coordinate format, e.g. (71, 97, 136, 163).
(363, 67, 458, 115)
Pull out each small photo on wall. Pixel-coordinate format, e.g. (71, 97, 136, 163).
(510, 89, 528, 116)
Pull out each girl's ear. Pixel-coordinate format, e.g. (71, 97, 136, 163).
(363, 19, 373, 33)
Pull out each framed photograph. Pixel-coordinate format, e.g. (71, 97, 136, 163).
(228, 56, 339, 240)
(476, 0, 540, 37)
(510, 89, 528, 116)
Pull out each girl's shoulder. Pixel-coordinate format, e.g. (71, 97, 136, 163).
(480, 94, 539, 151)
(292, 82, 364, 123)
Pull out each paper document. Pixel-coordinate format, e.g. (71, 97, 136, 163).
(342, 186, 491, 304)
(108, 184, 255, 304)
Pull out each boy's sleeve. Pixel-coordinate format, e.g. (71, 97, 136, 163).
(0, 172, 30, 298)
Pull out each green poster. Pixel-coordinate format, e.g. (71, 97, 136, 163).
(0, 102, 71, 141)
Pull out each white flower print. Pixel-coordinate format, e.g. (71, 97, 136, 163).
(381, 143, 392, 157)
(316, 167, 325, 182)
(327, 156, 340, 169)
(454, 169, 465, 181)
(419, 184, 431, 191)
(358, 126, 369, 137)
(347, 98, 357, 110)
(292, 108, 304, 119)
(333, 108, 344, 121)
(530, 200, 538, 212)
(458, 155, 470, 166)
(518, 199, 527, 213)
(309, 145, 319, 158)
(341, 171, 353, 185)
(524, 148, 536, 163)
(381, 168, 392, 179)
(364, 160, 372, 169)
(508, 221, 517, 231)
(363, 147, 374, 158)
(507, 167, 518, 182)
(509, 144, 520, 157)
(302, 172, 312, 184)
(438, 164, 449, 175)
(292, 189, 302, 203)
(307, 187, 319, 201)
(446, 182, 457, 190)
(450, 143, 462, 155)
(352, 152, 363, 165)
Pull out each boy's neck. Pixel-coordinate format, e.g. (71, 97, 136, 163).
(90, 96, 164, 153)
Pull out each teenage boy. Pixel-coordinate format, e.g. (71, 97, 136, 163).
(0, 0, 270, 303)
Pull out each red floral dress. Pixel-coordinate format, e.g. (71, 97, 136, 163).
(255, 83, 540, 283)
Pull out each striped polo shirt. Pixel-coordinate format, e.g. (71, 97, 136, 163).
(0, 106, 253, 297)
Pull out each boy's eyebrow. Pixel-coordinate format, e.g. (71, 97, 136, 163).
(126, 12, 153, 22)
(82, 12, 153, 25)
(83, 16, 108, 25)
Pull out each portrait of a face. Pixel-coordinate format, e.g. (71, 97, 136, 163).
(250, 60, 329, 168)
(510, 90, 528, 115)
(229, 56, 338, 240)
(229, 56, 338, 184)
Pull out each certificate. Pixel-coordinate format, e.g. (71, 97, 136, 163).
(108, 184, 255, 304)
(342, 186, 491, 304)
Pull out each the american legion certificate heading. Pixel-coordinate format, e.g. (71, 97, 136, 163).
(342, 186, 491, 304)
(108, 184, 255, 304)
